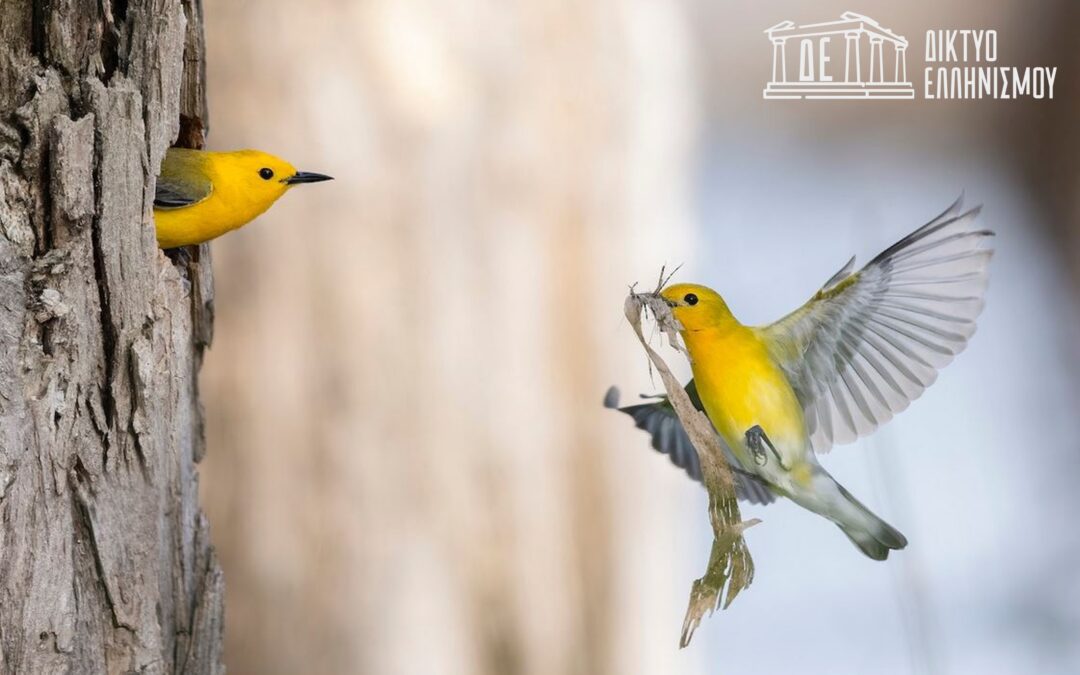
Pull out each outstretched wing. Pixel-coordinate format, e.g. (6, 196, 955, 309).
(154, 148, 213, 209)
(760, 197, 994, 453)
(604, 385, 776, 505)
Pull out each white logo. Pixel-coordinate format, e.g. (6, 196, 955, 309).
(763, 12, 1058, 101)
(763, 12, 914, 100)
(924, 31, 1056, 100)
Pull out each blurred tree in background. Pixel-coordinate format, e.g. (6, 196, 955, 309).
(201, 1, 699, 673)
(200, 1, 1080, 674)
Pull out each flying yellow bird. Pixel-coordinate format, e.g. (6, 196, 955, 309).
(607, 198, 993, 559)
(153, 148, 332, 248)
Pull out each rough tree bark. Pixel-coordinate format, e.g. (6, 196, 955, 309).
(0, 1, 223, 673)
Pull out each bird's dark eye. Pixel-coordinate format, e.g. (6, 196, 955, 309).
(258, 168, 274, 180)
(684, 293, 698, 306)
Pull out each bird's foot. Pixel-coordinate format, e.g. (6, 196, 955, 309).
(745, 424, 789, 470)
(163, 245, 194, 266)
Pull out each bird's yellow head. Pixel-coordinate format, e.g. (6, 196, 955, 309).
(214, 150, 333, 206)
(659, 283, 735, 331)
(153, 148, 333, 248)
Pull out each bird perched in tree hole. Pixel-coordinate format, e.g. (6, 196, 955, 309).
(607, 198, 993, 560)
(153, 148, 332, 249)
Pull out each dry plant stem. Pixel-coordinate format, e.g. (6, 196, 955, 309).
(623, 293, 760, 649)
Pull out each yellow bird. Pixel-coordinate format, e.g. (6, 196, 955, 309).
(608, 198, 993, 559)
(153, 148, 332, 248)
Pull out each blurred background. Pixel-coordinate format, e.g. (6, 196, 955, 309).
(197, 1, 1080, 673)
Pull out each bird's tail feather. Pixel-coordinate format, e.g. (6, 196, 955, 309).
(834, 482, 907, 560)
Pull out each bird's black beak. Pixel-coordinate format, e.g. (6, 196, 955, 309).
(285, 171, 333, 185)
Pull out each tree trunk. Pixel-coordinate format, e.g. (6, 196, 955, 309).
(0, 1, 223, 673)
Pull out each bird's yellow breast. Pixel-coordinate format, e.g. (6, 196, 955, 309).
(153, 151, 290, 248)
(684, 325, 807, 464)
(154, 181, 277, 248)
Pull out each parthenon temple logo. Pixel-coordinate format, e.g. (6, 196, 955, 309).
(763, 12, 914, 100)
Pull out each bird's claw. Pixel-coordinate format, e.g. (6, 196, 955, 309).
(745, 424, 789, 470)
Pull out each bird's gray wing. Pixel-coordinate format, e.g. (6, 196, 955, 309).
(154, 149, 213, 209)
(759, 197, 993, 453)
(604, 385, 776, 505)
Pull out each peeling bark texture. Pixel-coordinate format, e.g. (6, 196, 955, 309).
(0, 1, 223, 673)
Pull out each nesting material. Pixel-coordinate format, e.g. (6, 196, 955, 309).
(624, 288, 760, 648)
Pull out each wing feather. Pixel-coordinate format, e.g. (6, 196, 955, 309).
(761, 198, 993, 453)
(154, 148, 213, 209)
(604, 387, 776, 505)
